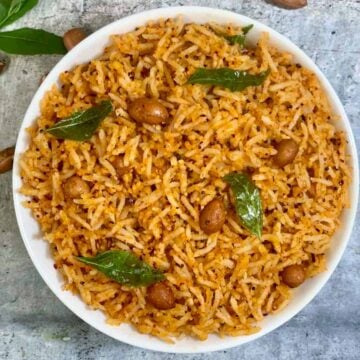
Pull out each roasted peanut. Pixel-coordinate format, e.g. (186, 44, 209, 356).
(0, 146, 15, 174)
(281, 264, 306, 288)
(146, 282, 175, 310)
(199, 198, 226, 234)
(273, 139, 299, 167)
(128, 98, 169, 125)
(63, 176, 90, 199)
(270, 0, 307, 9)
(63, 28, 87, 51)
(0, 56, 9, 75)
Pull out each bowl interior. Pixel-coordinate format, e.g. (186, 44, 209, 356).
(12, 6, 359, 354)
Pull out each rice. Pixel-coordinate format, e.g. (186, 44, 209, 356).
(20, 18, 350, 343)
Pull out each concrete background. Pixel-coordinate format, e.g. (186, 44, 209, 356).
(0, 0, 359, 359)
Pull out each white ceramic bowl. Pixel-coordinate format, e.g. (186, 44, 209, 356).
(13, 6, 359, 354)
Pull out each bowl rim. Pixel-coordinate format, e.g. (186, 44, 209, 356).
(12, 5, 359, 354)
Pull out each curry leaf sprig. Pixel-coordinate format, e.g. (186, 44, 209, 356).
(46, 100, 113, 141)
(0, 0, 66, 55)
(187, 68, 270, 92)
(0, 0, 38, 29)
(224, 172, 263, 238)
(77, 250, 165, 287)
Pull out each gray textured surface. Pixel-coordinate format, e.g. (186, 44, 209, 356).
(1, 0, 360, 359)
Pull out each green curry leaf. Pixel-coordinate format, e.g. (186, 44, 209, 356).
(187, 68, 270, 92)
(223, 172, 263, 238)
(223, 24, 254, 47)
(242, 24, 254, 35)
(0, 0, 38, 29)
(47, 100, 113, 141)
(77, 250, 165, 287)
(0, 28, 67, 54)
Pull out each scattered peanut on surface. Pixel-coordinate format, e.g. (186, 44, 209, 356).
(63, 28, 87, 51)
(0, 146, 15, 174)
(0, 55, 9, 75)
(269, 0, 307, 9)
(0, 60, 6, 74)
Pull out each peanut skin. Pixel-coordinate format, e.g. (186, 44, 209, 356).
(63, 28, 87, 51)
(199, 198, 226, 234)
(63, 176, 90, 199)
(273, 139, 299, 167)
(128, 98, 169, 125)
(0, 146, 15, 174)
(269, 0, 307, 9)
(146, 282, 175, 310)
(281, 264, 306, 288)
